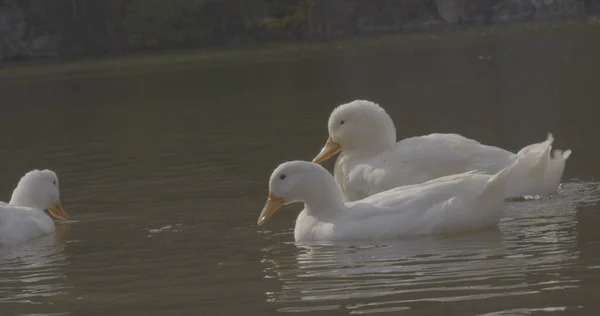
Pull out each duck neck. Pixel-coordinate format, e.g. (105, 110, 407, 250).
(302, 176, 346, 216)
(348, 128, 396, 158)
(10, 184, 41, 209)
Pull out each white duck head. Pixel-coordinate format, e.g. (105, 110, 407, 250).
(257, 161, 344, 226)
(313, 100, 397, 163)
(9, 169, 69, 220)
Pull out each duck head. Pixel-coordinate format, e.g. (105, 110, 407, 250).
(313, 100, 397, 163)
(257, 161, 343, 226)
(9, 169, 69, 220)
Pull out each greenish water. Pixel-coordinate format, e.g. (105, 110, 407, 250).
(0, 20, 600, 315)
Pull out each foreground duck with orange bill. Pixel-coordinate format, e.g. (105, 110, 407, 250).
(0, 169, 69, 245)
(257, 156, 531, 242)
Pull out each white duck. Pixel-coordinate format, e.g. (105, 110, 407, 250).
(257, 158, 523, 242)
(0, 169, 68, 245)
(312, 100, 572, 201)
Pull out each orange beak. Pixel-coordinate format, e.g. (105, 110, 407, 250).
(257, 192, 284, 226)
(312, 136, 342, 163)
(47, 201, 69, 220)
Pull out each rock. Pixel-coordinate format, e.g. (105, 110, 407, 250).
(29, 34, 61, 57)
(0, 7, 28, 61)
(436, 0, 468, 24)
(0, 5, 62, 62)
(434, 0, 587, 25)
(0, 0, 598, 63)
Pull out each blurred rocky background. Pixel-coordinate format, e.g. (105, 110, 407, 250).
(1, 0, 599, 62)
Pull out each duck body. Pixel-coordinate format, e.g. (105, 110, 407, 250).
(294, 170, 506, 242)
(334, 133, 514, 201)
(334, 132, 570, 201)
(313, 100, 571, 201)
(0, 203, 55, 244)
(258, 158, 524, 242)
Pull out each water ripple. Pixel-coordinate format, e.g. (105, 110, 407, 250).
(0, 229, 70, 314)
(260, 181, 600, 314)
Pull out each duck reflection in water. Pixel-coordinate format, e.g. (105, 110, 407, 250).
(0, 222, 72, 311)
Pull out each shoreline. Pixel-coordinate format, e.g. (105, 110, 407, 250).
(0, 16, 598, 82)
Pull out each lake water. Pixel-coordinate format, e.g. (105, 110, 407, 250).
(1, 20, 600, 315)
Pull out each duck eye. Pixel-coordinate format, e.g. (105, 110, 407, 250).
(279, 174, 286, 180)
(52, 180, 56, 185)
(340, 120, 345, 125)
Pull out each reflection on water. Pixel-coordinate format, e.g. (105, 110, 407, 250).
(261, 182, 597, 314)
(0, 224, 71, 315)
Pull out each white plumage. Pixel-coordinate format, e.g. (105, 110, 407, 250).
(0, 169, 68, 245)
(313, 100, 571, 201)
(257, 149, 541, 242)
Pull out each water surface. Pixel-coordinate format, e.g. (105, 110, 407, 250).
(1, 21, 600, 315)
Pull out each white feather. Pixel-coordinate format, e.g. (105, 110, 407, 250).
(262, 158, 527, 242)
(0, 170, 63, 245)
(321, 100, 571, 200)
